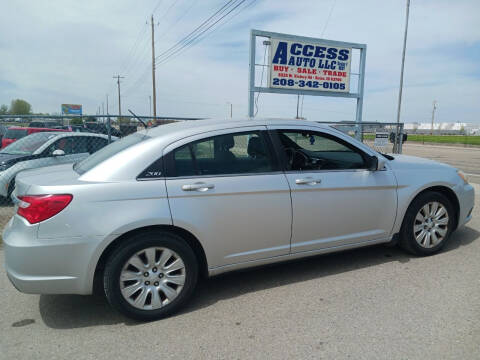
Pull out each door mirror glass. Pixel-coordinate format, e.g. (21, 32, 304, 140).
(367, 155, 378, 171)
(52, 149, 65, 156)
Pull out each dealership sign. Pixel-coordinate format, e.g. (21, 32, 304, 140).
(269, 38, 351, 93)
(61, 104, 82, 115)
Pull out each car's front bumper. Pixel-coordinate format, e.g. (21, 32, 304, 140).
(3, 215, 99, 295)
(455, 182, 474, 228)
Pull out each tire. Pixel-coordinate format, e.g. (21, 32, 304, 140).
(7, 178, 15, 201)
(103, 230, 198, 321)
(399, 191, 454, 256)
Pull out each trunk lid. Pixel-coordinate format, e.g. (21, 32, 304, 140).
(14, 163, 84, 196)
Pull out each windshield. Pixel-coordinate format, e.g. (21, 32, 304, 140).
(0, 132, 57, 155)
(74, 132, 149, 174)
(5, 129, 27, 140)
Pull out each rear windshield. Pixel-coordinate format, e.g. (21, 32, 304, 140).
(5, 129, 27, 139)
(74, 132, 150, 174)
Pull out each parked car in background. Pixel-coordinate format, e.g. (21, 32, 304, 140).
(28, 121, 63, 128)
(1, 127, 68, 148)
(0, 131, 115, 200)
(85, 122, 123, 137)
(60, 125, 90, 132)
(2, 119, 474, 321)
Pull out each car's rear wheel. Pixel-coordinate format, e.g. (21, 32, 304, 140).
(103, 231, 198, 321)
(399, 191, 454, 256)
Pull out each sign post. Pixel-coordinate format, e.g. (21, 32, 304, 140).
(248, 30, 366, 140)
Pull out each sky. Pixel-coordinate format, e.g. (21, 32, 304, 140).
(0, 0, 479, 124)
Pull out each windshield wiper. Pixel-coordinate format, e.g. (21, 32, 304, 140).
(381, 153, 395, 160)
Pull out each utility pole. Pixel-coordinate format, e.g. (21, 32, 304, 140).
(113, 75, 124, 118)
(106, 94, 111, 143)
(395, 0, 410, 153)
(151, 14, 157, 120)
(149, 95, 152, 118)
(296, 94, 300, 119)
(431, 100, 438, 135)
(102, 102, 104, 123)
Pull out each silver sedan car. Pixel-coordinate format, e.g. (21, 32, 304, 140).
(3, 119, 475, 320)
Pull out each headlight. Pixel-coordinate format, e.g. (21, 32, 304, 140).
(457, 170, 469, 184)
(0, 163, 11, 172)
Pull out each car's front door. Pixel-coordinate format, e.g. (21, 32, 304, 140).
(269, 126, 397, 253)
(164, 127, 292, 269)
(44, 136, 91, 164)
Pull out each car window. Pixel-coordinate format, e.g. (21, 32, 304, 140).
(87, 137, 108, 153)
(277, 130, 366, 171)
(5, 129, 27, 139)
(71, 137, 89, 153)
(171, 131, 275, 177)
(46, 137, 74, 155)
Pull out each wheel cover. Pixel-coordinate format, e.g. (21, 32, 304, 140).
(413, 201, 449, 249)
(119, 247, 186, 310)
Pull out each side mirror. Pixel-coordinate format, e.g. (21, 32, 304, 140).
(367, 155, 386, 171)
(52, 149, 65, 157)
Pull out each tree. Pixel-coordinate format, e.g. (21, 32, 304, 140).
(9, 99, 32, 115)
(0, 104, 8, 115)
(70, 117, 83, 125)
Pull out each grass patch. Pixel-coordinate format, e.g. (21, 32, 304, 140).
(362, 134, 480, 146)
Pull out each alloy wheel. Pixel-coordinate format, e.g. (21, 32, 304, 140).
(413, 201, 449, 249)
(119, 247, 186, 310)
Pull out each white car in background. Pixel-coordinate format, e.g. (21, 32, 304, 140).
(0, 131, 115, 200)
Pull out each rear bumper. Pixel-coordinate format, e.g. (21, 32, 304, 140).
(3, 216, 99, 295)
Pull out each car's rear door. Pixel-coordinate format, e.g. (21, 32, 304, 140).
(268, 125, 397, 253)
(164, 127, 292, 269)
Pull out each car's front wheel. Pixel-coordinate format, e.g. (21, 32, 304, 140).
(103, 230, 198, 321)
(399, 191, 454, 256)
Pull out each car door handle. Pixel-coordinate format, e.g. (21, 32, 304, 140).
(181, 182, 215, 192)
(295, 177, 322, 185)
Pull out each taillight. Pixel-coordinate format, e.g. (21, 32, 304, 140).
(17, 194, 73, 224)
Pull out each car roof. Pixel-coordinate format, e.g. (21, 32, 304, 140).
(27, 131, 113, 139)
(138, 118, 330, 139)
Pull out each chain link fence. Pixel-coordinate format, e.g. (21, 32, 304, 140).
(0, 115, 189, 225)
(319, 121, 405, 154)
(0, 116, 405, 228)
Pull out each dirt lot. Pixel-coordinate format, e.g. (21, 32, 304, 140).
(402, 143, 480, 183)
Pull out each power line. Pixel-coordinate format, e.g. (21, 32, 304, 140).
(154, 0, 243, 64)
(155, 0, 254, 67)
(155, 0, 250, 66)
(124, 0, 246, 97)
(321, 0, 337, 37)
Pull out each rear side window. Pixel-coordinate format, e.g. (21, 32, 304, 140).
(87, 137, 108, 153)
(5, 129, 27, 139)
(169, 131, 276, 177)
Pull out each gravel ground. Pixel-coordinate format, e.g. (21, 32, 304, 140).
(0, 144, 478, 359)
(0, 184, 478, 360)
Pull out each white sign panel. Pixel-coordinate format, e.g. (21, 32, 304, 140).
(374, 132, 389, 147)
(269, 38, 351, 92)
